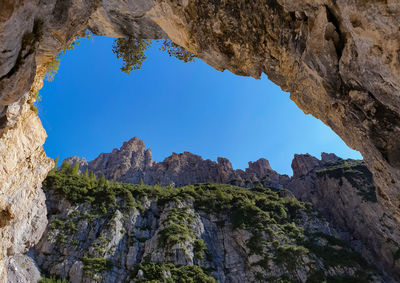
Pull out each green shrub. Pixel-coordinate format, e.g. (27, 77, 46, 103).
(44, 58, 60, 82)
(53, 218, 65, 229)
(160, 40, 196, 62)
(158, 207, 195, 249)
(65, 222, 78, 233)
(135, 262, 215, 283)
(82, 257, 113, 275)
(60, 162, 71, 174)
(39, 276, 69, 283)
(56, 233, 67, 245)
(274, 244, 308, 270)
(193, 239, 207, 260)
(112, 38, 151, 74)
(71, 163, 79, 176)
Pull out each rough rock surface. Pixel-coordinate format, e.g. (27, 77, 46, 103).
(62, 137, 289, 189)
(34, 178, 385, 282)
(1, 0, 400, 280)
(0, 102, 53, 281)
(62, 137, 400, 279)
(288, 155, 400, 278)
(6, 252, 41, 283)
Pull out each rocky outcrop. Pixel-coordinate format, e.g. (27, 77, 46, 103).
(291, 154, 321, 178)
(0, 102, 53, 281)
(61, 139, 400, 280)
(6, 253, 41, 283)
(34, 175, 385, 282)
(288, 156, 400, 278)
(2, 0, 400, 280)
(62, 137, 288, 189)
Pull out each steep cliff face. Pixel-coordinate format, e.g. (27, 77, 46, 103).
(0, 101, 53, 281)
(34, 172, 384, 282)
(61, 137, 400, 279)
(288, 155, 400, 278)
(1, 0, 400, 281)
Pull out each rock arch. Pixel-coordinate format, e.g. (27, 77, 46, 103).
(1, 0, 400, 280)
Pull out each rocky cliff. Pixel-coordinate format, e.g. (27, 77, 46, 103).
(1, 0, 400, 281)
(34, 170, 385, 282)
(288, 154, 400, 278)
(0, 102, 53, 281)
(60, 137, 400, 280)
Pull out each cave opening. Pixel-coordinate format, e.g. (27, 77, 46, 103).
(3, 1, 400, 281)
(36, 34, 361, 176)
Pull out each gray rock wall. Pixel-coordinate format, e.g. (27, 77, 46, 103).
(34, 183, 385, 282)
(62, 138, 400, 279)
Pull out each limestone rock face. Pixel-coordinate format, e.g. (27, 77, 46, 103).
(1, 0, 400, 281)
(6, 253, 41, 283)
(33, 181, 385, 282)
(62, 137, 286, 189)
(291, 154, 321, 178)
(88, 137, 153, 181)
(62, 142, 400, 281)
(321, 152, 341, 163)
(61, 138, 400, 279)
(288, 156, 400, 278)
(0, 102, 53, 281)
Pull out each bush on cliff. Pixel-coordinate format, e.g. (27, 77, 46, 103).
(42, 170, 375, 282)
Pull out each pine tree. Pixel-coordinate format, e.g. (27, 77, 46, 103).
(53, 155, 59, 169)
(139, 178, 144, 185)
(98, 174, 106, 186)
(89, 171, 96, 181)
(71, 163, 79, 176)
(84, 168, 89, 178)
(61, 161, 70, 174)
(49, 155, 60, 174)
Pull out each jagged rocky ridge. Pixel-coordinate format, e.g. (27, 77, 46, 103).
(34, 170, 384, 282)
(63, 137, 290, 189)
(57, 137, 399, 281)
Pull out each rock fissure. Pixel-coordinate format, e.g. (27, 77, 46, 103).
(0, 207, 12, 228)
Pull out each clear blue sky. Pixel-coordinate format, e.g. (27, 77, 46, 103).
(38, 36, 361, 176)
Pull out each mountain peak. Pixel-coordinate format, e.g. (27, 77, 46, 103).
(61, 137, 353, 191)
